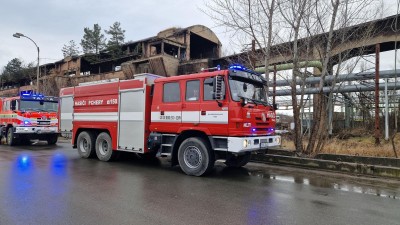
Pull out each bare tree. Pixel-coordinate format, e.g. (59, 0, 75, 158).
(204, 0, 385, 155)
(62, 40, 80, 58)
(203, 0, 278, 71)
(277, 0, 311, 153)
(274, 0, 383, 155)
(307, 0, 383, 154)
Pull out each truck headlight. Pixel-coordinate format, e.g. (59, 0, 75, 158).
(243, 139, 249, 148)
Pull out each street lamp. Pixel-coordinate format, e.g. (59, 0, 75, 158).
(13, 32, 40, 93)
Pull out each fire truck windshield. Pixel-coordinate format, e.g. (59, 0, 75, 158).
(228, 69, 268, 105)
(19, 100, 58, 112)
(229, 79, 267, 103)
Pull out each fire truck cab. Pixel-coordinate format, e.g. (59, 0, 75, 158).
(0, 91, 59, 145)
(60, 65, 280, 176)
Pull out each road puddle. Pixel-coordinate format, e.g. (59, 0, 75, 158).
(247, 167, 400, 200)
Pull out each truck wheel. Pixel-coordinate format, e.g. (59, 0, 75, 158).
(178, 137, 215, 176)
(95, 132, 115, 161)
(225, 153, 251, 168)
(6, 128, 17, 146)
(77, 131, 96, 158)
(47, 134, 58, 145)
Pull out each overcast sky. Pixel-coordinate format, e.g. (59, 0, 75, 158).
(0, 0, 399, 71)
(0, 0, 228, 69)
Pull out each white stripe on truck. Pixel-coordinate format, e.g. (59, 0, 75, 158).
(74, 112, 118, 121)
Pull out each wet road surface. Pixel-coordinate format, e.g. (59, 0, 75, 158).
(0, 140, 399, 225)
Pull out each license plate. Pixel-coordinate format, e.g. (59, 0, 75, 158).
(39, 121, 50, 125)
(261, 142, 268, 148)
(41, 127, 52, 133)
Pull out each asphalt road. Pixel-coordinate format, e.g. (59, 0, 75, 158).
(0, 140, 399, 225)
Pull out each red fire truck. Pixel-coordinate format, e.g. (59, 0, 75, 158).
(0, 91, 59, 145)
(59, 65, 280, 176)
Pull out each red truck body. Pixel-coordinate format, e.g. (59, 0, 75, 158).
(59, 67, 280, 176)
(0, 91, 59, 145)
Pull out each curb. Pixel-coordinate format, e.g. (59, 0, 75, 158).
(315, 154, 400, 168)
(250, 154, 400, 179)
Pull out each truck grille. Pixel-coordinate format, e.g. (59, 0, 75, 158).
(253, 128, 271, 132)
(38, 120, 50, 125)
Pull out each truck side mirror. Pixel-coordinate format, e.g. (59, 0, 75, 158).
(273, 103, 279, 110)
(213, 75, 224, 101)
(10, 100, 16, 110)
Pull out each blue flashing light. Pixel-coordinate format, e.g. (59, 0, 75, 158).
(252, 128, 256, 132)
(23, 120, 30, 125)
(228, 63, 262, 78)
(217, 65, 221, 71)
(16, 154, 33, 171)
(20, 90, 46, 100)
(21, 90, 33, 96)
(229, 64, 247, 71)
(21, 156, 28, 164)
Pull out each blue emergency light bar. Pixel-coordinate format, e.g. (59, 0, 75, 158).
(229, 64, 247, 70)
(20, 91, 44, 99)
(19, 91, 58, 102)
(229, 64, 260, 75)
(228, 64, 267, 84)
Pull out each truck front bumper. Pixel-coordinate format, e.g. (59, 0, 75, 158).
(14, 126, 58, 134)
(227, 135, 281, 153)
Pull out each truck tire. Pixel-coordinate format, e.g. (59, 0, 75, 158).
(6, 128, 17, 146)
(225, 153, 251, 168)
(95, 132, 115, 161)
(178, 137, 215, 176)
(77, 131, 96, 158)
(47, 134, 58, 145)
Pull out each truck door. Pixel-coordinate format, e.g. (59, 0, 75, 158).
(182, 79, 200, 125)
(152, 81, 182, 133)
(200, 77, 228, 135)
(59, 96, 74, 133)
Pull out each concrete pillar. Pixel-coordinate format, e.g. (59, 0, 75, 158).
(328, 94, 333, 135)
(142, 43, 146, 58)
(186, 31, 190, 61)
(312, 67, 322, 122)
(375, 43, 380, 145)
(344, 96, 351, 128)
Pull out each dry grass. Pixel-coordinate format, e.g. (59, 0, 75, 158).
(281, 134, 400, 158)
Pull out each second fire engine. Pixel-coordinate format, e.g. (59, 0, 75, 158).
(0, 91, 59, 145)
(59, 65, 280, 176)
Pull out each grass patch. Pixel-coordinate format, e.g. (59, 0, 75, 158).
(281, 134, 400, 158)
